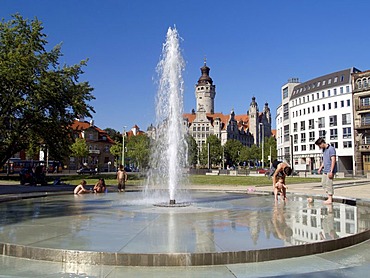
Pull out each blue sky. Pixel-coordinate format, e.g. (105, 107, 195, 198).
(2, 0, 370, 132)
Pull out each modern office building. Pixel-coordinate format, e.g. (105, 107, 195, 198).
(277, 68, 360, 173)
(352, 70, 370, 175)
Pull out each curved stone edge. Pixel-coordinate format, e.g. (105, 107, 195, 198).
(1, 229, 370, 266)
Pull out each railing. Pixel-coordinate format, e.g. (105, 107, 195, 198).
(89, 150, 100, 154)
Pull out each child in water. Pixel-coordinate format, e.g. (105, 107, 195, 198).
(274, 177, 287, 201)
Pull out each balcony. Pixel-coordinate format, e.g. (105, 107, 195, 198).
(359, 144, 370, 151)
(89, 150, 100, 154)
(356, 104, 370, 111)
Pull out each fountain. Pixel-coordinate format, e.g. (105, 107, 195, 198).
(145, 27, 188, 206)
(1, 28, 370, 274)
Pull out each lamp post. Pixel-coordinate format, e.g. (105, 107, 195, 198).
(259, 123, 264, 168)
(122, 126, 126, 167)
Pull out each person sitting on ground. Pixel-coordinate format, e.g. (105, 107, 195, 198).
(74, 180, 91, 194)
(274, 177, 287, 201)
(93, 178, 106, 193)
(271, 160, 292, 201)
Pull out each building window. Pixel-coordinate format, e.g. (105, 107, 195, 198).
(294, 146, 298, 152)
(340, 87, 343, 94)
(89, 133, 94, 140)
(341, 100, 344, 107)
(294, 134, 298, 143)
(347, 99, 350, 107)
(317, 105, 320, 112)
(334, 88, 337, 95)
(328, 103, 332, 109)
(283, 87, 289, 99)
(323, 80, 326, 85)
(312, 94, 315, 100)
(309, 131, 315, 142)
(346, 85, 350, 93)
(300, 121, 305, 131)
(293, 122, 298, 132)
(343, 127, 352, 139)
(309, 144, 315, 150)
(301, 145, 306, 151)
(361, 113, 370, 126)
(322, 91, 325, 98)
(334, 77, 338, 83)
(317, 92, 320, 99)
(342, 113, 351, 125)
(312, 106, 315, 113)
(104, 145, 110, 152)
(283, 103, 289, 120)
(331, 142, 339, 149)
(361, 97, 370, 107)
(323, 104, 326, 111)
(330, 129, 338, 140)
(364, 79, 368, 88)
(301, 133, 306, 143)
(343, 141, 352, 148)
(319, 130, 326, 139)
(308, 107, 310, 114)
(329, 115, 337, 126)
(341, 75, 344, 82)
(328, 79, 332, 84)
(318, 117, 325, 128)
(284, 125, 290, 142)
(363, 134, 370, 144)
(309, 119, 314, 129)
(327, 90, 331, 97)
(358, 80, 362, 89)
(334, 102, 338, 109)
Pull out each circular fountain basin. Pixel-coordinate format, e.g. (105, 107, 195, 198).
(1, 191, 370, 266)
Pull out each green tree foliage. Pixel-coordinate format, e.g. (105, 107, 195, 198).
(223, 139, 243, 167)
(0, 14, 94, 167)
(104, 128, 122, 142)
(200, 135, 221, 168)
(70, 138, 89, 168)
(263, 136, 277, 165)
(109, 142, 122, 167)
(126, 134, 150, 169)
(239, 144, 261, 166)
(186, 135, 198, 167)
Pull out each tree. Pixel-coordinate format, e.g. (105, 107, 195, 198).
(264, 136, 277, 165)
(200, 135, 221, 168)
(104, 128, 122, 142)
(70, 138, 89, 168)
(186, 135, 198, 167)
(223, 139, 243, 167)
(109, 142, 122, 168)
(126, 134, 150, 169)
(0, 14, 94, 168)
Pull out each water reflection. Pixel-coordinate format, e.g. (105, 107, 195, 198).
(0, 193, 367, 253)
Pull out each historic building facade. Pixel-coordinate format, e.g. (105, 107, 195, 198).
(69, 119, 115, 171)
(352, 70, 370, 175)
(276, 68, 360, 173)
(183, 62, 272, 148)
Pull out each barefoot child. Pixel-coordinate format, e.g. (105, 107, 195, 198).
(274, 177, 287, 200)
(74, 180, 91, 194)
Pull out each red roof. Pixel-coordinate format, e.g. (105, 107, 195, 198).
(71, 120, 115, 144)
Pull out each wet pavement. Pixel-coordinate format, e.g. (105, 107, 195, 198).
(1, 178, 370, 277)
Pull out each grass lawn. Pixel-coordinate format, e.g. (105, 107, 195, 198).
(63, 174, 322, 188)
(189, 175, 322, 187)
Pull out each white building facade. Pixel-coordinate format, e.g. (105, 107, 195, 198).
(277, 68, 360, 173)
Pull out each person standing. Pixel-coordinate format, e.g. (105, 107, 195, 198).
(117, 165, 128, 192)
(315, 138, 337, 204)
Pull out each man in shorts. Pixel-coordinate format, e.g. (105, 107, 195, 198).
(315, 138, 337, 204)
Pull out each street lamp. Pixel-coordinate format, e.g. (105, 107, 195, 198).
(122, 126, 127, 166)
(259, 123, 264, 168)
